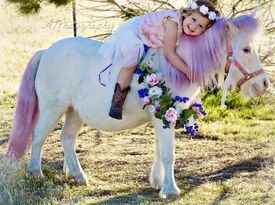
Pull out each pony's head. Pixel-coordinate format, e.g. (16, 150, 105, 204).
(223, 15, 269, 97)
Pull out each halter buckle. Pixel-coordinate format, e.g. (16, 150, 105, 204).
(245, 74, 252, 80)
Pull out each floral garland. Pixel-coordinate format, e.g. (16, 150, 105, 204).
(134, 55, 207, 136)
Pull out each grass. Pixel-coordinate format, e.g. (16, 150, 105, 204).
(0, 0, 275, 204)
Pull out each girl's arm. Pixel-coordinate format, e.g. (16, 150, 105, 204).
(163, 19, 190, 79)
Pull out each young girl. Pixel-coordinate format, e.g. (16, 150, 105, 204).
(99, 0, 220, 120)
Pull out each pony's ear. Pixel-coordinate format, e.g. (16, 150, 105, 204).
(224, 19, 239, 37)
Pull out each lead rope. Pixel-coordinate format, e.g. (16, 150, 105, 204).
(221, 31, 243, 107)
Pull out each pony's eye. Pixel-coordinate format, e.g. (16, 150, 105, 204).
(243, 47, 251, 53)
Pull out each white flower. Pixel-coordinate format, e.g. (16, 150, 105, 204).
(199, 5, 209, 15)
(187, 115, 196, 127)
(185, 2, 192, 9)
(149, 105, 157, 113)
(165, 108, 178, 123)
(149, 86, 163, 98)
(146, 73, 159, 86)
(175, 106, 182, 118)
(208, 11, 216, 20)
(190, 2, 198, 9)
(155, 73, 163, 82)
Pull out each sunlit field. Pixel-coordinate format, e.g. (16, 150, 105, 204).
(0, 0, 274, 204)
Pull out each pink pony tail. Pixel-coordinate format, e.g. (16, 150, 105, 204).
(7, 51, 44, 159)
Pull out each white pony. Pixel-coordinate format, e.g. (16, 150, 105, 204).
(7, 16, 269, 198)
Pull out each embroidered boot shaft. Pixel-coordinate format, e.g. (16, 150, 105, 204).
(109, 83, 130, 120)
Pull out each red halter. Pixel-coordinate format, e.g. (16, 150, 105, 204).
(225, 33, 265, 89)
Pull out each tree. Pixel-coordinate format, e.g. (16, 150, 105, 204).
(6, 0, 71, 14)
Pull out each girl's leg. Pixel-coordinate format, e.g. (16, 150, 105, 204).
(109, 65, 136, 119)
(117, 65, 136, 90)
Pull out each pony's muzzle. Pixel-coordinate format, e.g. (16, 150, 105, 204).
(252, 78, 269, 96)
(263, 79, 270, 90)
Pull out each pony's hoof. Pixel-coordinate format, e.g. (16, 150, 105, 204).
(150, 176, 163, 189)
(28, 169, 44, 178)
(159, 186, 180, 199)
(73, 173, 89, 186)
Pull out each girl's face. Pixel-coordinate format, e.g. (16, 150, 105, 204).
(182, 12, 211, 36)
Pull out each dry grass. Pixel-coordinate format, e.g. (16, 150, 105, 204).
(0, 0, 274, 204)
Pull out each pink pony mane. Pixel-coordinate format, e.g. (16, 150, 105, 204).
(159, 15, 261, 88)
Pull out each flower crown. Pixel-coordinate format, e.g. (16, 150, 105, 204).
(185, 2, 217, 21)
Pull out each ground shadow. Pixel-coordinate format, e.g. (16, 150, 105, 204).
(86, 187, 162, 205)
(0, 137, 8, 146)
(182, 156, 273, 183)
(178, 156, 274, 204)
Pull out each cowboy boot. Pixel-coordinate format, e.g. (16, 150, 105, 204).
(109, 83, 130, 120)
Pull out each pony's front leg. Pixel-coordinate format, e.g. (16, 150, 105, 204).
(152, 118, 180, 199)
(150, 132, 164, 189)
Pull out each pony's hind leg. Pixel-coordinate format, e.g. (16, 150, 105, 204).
(28, 104, 65, 177)
(60, 107, 87, 185)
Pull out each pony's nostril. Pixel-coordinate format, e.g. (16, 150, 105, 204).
(263, 79, 269, 89)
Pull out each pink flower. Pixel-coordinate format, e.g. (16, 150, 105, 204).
(165, 108, 178, 123)
(143, 96, 152, 105)
(146, 74, 159, 86)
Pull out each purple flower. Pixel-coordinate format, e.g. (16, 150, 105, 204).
(193, 103, 202, 108)
(138, 88, 148, 98)
(173, 96, 189, 103)
(134, 69, 144, 75)
(182, 97, 189, 103)
(201, 110, 207, 116)
(180, 122, 186, 129)
(188, 126, 196, 136)
(175, 96, 182, 102)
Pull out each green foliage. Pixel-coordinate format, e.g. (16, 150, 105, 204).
(201, 90, 253, 109)
(6, 0, 71, 14)
(209, 0, 218, 6)
(120, 6, 145, 21)
(200, 90, 275, 121)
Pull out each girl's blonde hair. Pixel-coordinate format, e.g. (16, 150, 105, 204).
(181, 0, 220, 26)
